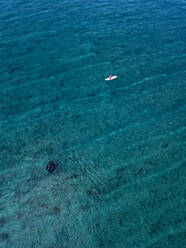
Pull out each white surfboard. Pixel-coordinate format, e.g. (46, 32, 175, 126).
(105, 75, 117, 81)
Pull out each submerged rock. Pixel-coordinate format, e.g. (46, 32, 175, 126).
(46, 161, 56, 173)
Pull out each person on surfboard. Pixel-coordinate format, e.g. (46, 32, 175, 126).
(105, 74, 117, 81)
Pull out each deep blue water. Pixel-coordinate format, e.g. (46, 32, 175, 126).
(0, 0, 186, 247)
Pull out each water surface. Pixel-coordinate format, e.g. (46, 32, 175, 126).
(0, 0, 186, 247)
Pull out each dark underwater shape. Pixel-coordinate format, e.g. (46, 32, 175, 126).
(46, 161, 56, 173)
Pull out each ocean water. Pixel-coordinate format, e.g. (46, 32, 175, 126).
(0, 0, 186, 247)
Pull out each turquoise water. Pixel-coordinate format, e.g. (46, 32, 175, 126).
(0, 0, 186, 247)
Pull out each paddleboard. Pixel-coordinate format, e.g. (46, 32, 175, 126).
(105, 75, 117, 81)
